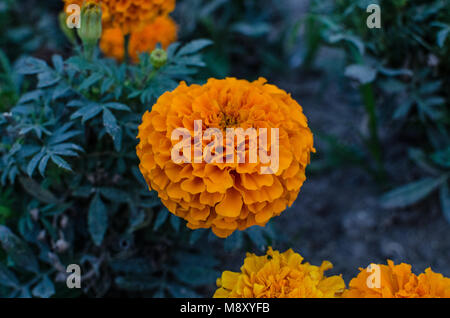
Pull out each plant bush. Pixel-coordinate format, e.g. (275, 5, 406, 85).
(301, 0, 449, 218)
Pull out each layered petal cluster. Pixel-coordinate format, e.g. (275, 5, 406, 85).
(63, 0, 175, 34)
(343, 260, 450, 298)
(213, 247, 345, 298)
(100, 16, 178, 62)
(136, 78, 315, 238)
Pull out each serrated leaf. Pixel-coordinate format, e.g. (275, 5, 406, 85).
(88, 193, 108, 246)
(381, 177, 447, 208)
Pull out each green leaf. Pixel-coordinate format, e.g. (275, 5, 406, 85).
(173, 265, 219, 287)
(224, 231, 243, 251)
(189, 229, 206, 245)
(328, 34, 365, 55)
(177, 39, 213, 56)
(103, 108, 122, 150)
(167, 284, 200, 298)
(37, 71, 60, 88)
(246, 226, 267, 251)
(88, 193, 108, 246)
(170, 214, 180, 232)
(27, 151, 45, 176)
(71, 104, 103, 123)
(440, 183, 450, 224)
(38, 155, 51, 176)
(0, 225, 40, 273)
(153, 209, 169, 230)
(0, 262, 20, 288)
(345, 64, 377, 84)
(381, 177, 448, 208)
(15, 57, 47, 75)
(103, 102, 131, 112)
(50, 155, 73, 172)
(231, 22, 270, 37)
(78, 73, 103, 91)
(115, 276, 160, 292)
(437, 27, 450, 48)
(109, 258, 154, 275)
(99, 187, 129, 203)
(431, 147, 450, 168)
(32, 275, 55, 298)
(17, 90, 42, 104)
(18, 176, 59, 204)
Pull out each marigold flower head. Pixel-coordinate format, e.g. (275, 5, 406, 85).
(99, 16, 177, 62)
(213, 247, 345, 298)
(136, 78, 315, 238)
(343, 260, 450, 298)
(63, 0, 175, 34)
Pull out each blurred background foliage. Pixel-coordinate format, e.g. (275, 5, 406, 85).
(0, 0, 449, 297)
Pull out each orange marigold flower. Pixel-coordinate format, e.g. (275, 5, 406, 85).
(136, 78, 315, 238)
(342, 260, 450, 298)
(100, 16, 177, 62)
(63, 0, 175, 34)
(99, 27, 125, 61)
(128, 16, 177, 62)
(213, 247, 345, 298)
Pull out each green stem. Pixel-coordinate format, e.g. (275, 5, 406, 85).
(84, 44, 95, 61)
(350, 45, 386, 182)
(124, 34, 131, 64)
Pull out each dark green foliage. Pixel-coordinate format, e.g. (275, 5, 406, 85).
(302, 0, 450, 215)
(174, 0, 294, 78)
(0, 36, 278, 297)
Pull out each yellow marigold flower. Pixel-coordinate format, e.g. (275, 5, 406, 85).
(213, 247, 345, 298)
(100, 16, 177, 62)
(342, 260, 450, 298)
(136, 78, 315, 238)
(63, 0, 175, 34)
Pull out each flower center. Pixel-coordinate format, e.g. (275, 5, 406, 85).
(220, 113, 240, 129)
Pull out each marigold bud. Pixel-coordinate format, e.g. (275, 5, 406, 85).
(77, 1, 102, 47)
(150, 48, 168, 69)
